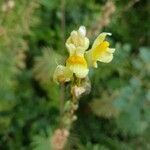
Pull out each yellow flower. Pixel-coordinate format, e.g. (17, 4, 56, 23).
(53, 65, 73, 83)
(53, 27, 115, 83)
(66, 26, 89, 56)
(66, 54, 88, 78)
(85, 32, 115, 68)
(65, 26, 89, 78)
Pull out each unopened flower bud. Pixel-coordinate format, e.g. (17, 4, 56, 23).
(71, 85, 86, 98)
(72, 103, 78, 110)
(51, 128, 69, 150)
(53, 65, 72, 83)
(72, 115, 77, 121)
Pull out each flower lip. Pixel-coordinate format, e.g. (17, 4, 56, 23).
(66, 54, 89, 78)
(66, 55, 87, 67)
(92, 41, 110, 60)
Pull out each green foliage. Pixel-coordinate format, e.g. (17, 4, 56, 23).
(0, 0, 149, 150)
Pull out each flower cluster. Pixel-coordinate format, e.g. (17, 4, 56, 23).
(53, 26, 115, 83)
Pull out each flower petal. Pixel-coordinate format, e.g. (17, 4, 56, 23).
(107, 48, 115, 53)
(76, 37, 89, 55)
(53, 65, 73, 83)
(66, 55, 89, 78)
(98, 52, 113, 63)
(65, 26, 89, 56)
(92, 32, 111, 49)
(78, 26, 86, 37)
(66, 42, 76, 55)
(85, 50, 93, 67)
(69, 65, 89, 78)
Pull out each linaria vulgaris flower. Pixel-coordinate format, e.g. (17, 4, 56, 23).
(65, 26, 89, 78)
(85, 32, 115, 68)
(53, 26, 115, 83)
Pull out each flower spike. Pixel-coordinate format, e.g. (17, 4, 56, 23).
(53, 26, 115, 82)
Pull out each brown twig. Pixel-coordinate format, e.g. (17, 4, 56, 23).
(88, 0, 140, 38)
(122, 0, 140, 12)
(88, 0, 116, 37)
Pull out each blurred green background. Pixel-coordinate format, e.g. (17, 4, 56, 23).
(0, 0, 149, 149)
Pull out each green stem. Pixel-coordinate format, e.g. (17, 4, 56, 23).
(59, 83, 65, 128)
(61, 77, 80, 130)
